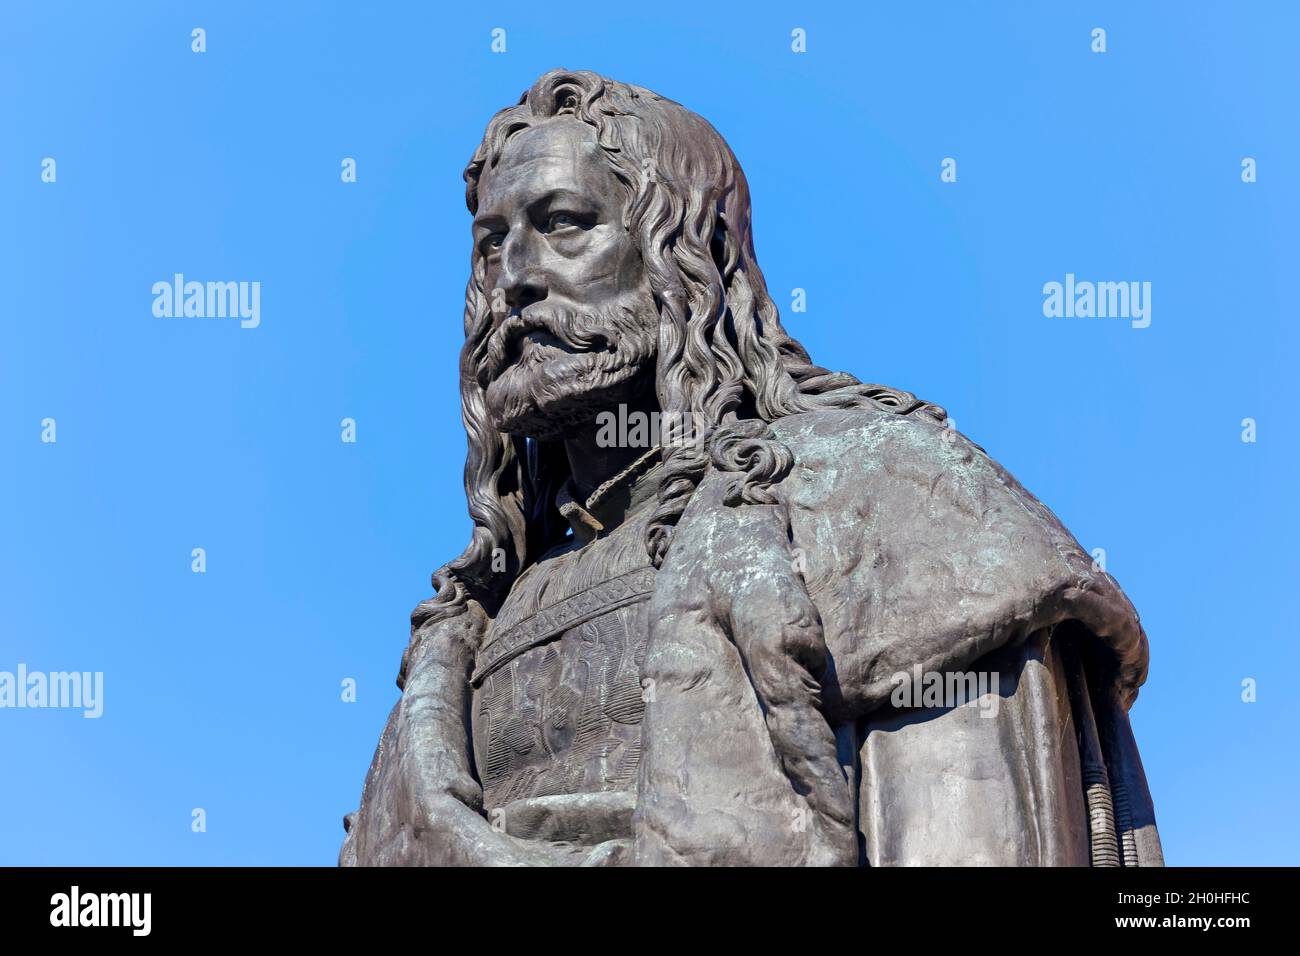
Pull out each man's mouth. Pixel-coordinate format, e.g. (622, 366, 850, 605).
(501, 329, 564, 372)
(477, 307, 624, 390)
(500, 318, 607, 368)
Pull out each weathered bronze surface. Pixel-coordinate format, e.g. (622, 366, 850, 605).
(341, 69, 1162, 866)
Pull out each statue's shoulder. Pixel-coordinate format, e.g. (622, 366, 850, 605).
(765, 405, 1056, 542)
(770, 404, 946, 443)
(768, 405, 980, 481)
(757, 406, 1147, 706)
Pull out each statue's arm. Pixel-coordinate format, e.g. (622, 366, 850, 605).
(342, 610, 588, 866)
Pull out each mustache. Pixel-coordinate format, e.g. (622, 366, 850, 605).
(475, 306, 632, 388)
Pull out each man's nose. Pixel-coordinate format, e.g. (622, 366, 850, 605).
(498, 235, 548, 311)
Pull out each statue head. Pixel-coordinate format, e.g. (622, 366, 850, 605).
(410, 69, 945, 643)
(469, 106, 660, 441)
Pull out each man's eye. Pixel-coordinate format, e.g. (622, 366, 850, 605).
(547, 212, 581, 232)
(485, 233, 505, 251)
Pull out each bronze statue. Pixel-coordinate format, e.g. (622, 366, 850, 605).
(341, 69, 1162, 866)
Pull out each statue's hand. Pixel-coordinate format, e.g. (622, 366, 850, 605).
(346, 609, 604, 866)
(492, 792, 635, 845)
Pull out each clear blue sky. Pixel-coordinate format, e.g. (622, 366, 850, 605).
(2, 1, 1296, 865)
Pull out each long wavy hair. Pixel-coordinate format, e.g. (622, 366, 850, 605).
(407, 69, 944, 660)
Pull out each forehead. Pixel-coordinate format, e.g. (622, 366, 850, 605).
(477, 118, 618, 212)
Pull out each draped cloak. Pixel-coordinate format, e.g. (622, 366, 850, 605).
(342, 407, 1162, 866)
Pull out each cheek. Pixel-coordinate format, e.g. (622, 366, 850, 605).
(612, 235, 646, 289)
(558, 227, 643, 288)
(478, 260, 502, 308)
(601, 223, 642, 274)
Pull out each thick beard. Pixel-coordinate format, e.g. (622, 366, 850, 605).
(479, 299, 658, 440)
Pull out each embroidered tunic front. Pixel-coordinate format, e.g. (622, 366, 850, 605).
(470, 452, 662, 812)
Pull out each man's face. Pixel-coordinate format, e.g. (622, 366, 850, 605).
(472, 117, 659, 439)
